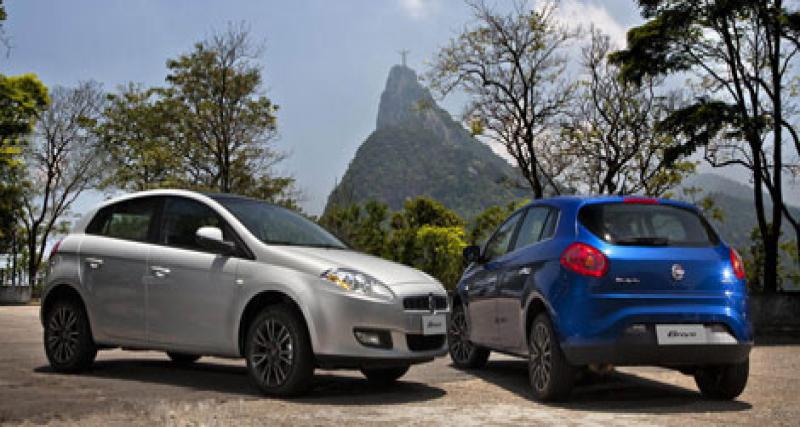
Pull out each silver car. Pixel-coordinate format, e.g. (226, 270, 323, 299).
(41, 189, 449, 395)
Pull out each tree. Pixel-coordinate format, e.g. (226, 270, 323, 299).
(95, 84, 184, 191)
(20, 82, 106, 286)
(387, 197, 464, 267)
(415, 225, 467, 289)
(97, 24, 298, 207)
(0, 73, 48, 253)
(428, 0, 579, 199)
(611, 0, 800, 293)
(561, 28, 695, 196)
(319, 200, 389, 255)
(166, 23, 287, 196)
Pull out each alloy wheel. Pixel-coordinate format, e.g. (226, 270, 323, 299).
(250, 318, 295, 388)
(529, 322, 552, 392)
(46, 306, 80, 365)
(449, 309, 473, 362)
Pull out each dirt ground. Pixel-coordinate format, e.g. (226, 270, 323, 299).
(1, 305, 798, 426)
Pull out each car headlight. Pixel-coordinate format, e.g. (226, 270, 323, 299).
(321, 268, 395, 301)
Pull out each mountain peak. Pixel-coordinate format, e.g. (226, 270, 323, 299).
(376, 65, 435, 129)
(325, 64, 527, 219)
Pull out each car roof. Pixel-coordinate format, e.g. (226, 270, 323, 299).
(522, 195, 700, 211)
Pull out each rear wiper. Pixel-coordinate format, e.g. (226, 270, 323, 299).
(614, 237, 670, 246)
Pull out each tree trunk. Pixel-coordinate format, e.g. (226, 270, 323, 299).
(762, 231, 779, 294)
(26, 234, 37, 288)
(10, 231, 17, 286)
(765, 6, 784, 294)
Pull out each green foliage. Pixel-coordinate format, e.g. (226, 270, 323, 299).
(0, 73, 49, 248)
(321, 196, 525, 290)
(414, 225, 467, 289)
(0, 73, 49, 148)
(319, 200, 389, 255)
(468, 201, 521, 245)
(95, 84, 184, 190)
(741, 225, 800, 292)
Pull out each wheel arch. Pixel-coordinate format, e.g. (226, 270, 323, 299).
(237, 290, 311, 357)
(41, 283, 94, 336)
(524, 293, 556, 346)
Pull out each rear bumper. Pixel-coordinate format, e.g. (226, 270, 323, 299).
(562, 323, 753, 366)
(563, 343, 752, 366)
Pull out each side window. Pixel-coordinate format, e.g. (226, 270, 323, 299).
(513, 207, 551, 250)
(483, 211, 523, 261)
(540, 208, 559, 240)
(87, 198, 158, 242)
(160, 197, 231, 252)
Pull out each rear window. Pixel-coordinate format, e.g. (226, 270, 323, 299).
(578, 203, 719, 247)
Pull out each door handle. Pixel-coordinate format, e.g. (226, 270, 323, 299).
(85, 258, 104, 269)
(150, 266, 171, 278)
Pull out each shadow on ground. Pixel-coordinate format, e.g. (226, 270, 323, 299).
(462, 359, 752, 414)
(34, 358, 445, 405)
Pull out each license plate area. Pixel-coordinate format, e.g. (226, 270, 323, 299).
(655, 324, 707, 345)
(422, 314, 446, 335)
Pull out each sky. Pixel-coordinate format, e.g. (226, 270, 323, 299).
(3, 0, 742, 217)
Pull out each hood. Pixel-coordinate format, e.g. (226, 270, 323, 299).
(275, 246, 436, 286)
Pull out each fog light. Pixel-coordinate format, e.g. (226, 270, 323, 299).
(354, 329, 392, 349)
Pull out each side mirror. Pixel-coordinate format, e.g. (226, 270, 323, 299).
(463, 245, 482, 264)
(196, 226, 236, 255)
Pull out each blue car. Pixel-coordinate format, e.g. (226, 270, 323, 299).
(448, 196, 752, 401)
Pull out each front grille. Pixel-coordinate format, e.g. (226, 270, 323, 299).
(403, 295, 448, 311)
(406, 334, 446, 352)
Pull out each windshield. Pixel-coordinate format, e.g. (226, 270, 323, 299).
(213, 196, 347, 249)
(578, 202, 719, 248)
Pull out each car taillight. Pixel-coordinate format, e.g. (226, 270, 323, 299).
(730, 248, 745, 280)
(560, 242, 608, 277)
(49, 239, 63, 259)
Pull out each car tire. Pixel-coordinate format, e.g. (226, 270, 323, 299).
(360, 365, 410, 385)
(694, 358, 749, 400)
(448, 303, 490, 369)
(245, 305, 315, 396)
(167, 352, 201, 365)
(44, 298, 97, 373)
(528, 313, 575, 401)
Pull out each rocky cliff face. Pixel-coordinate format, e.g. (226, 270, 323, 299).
(324, 65, 527, 219)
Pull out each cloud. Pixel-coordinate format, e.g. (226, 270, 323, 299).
(399, 0, 435, 20)
(548, 0, 628, 48)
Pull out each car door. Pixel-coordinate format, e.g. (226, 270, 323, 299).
(463, 210, 524, 348)
(145, 196, 244, 353)
(80, 197, 161, 343)
(496, 206, 557, 352)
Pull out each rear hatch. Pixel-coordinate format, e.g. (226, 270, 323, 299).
(578, 201, 730, 294)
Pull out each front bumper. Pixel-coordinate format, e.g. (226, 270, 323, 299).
(306, 282, 449, 368)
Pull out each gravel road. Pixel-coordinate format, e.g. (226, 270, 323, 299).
(1, 305, 797, 426)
